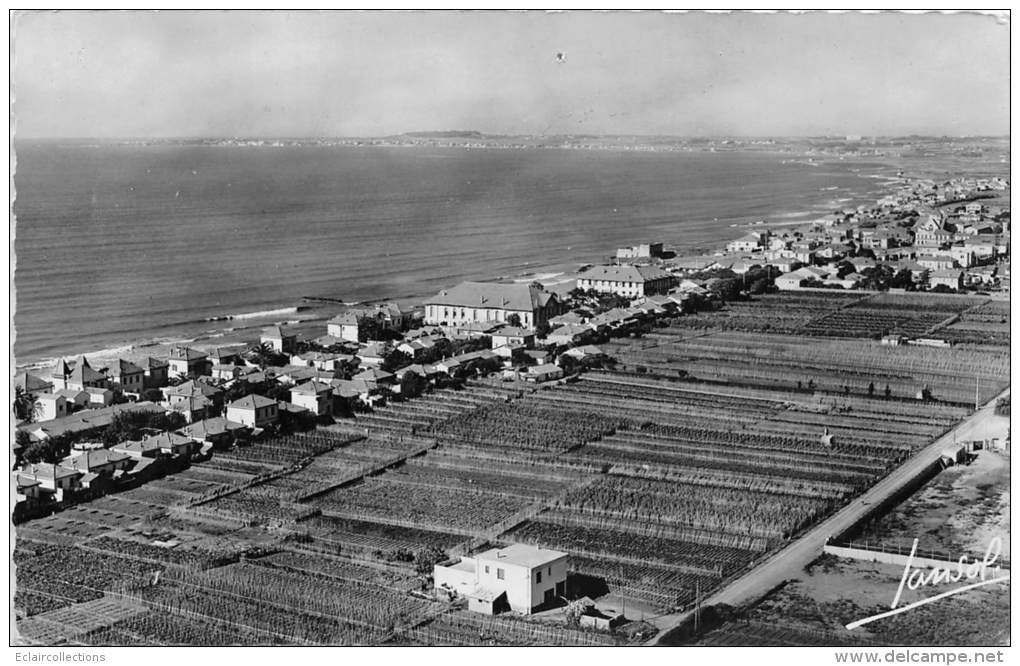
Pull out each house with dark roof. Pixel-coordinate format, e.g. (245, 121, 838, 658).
(61, 449, 134, 475)
(424, 281, 562, 329)
(14, 372, 54, 395)
(576, 264, 675, 298)
(51, 356, 109, 392)
(167, 346, 210, 379)
(225, 394, 279, 428)
(140, 431, 200, 458)
(144, 357, 170, 389)
(261, 326, 298, 354)
(179, 416, 249, 448)
(290, 380, 334, 416)
(104, 359, 145, 394)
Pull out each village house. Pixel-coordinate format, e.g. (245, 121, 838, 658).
(18, 463, 83, 503)
(929, 269, 964, 291)
(917, 254, 956, 272)
(424, 281, 562, 329)
(290, 380, 334, 417)
(167, 346, 210, 379)
(545, 324, 595, 347)
(51, 389, 86, 411)
(326, 312, 361, 342)
(163, 380, 225, 417)
(490, 326, 536, 349)
(18, 401, 167, 443)
(225, 394, 279, 429)
(111, 439, 170, 462)
(397, 336, 443, 361)
(62, 449, 134, 477)
(948, 245, 975, 268)
(576, 264, 675, 299)
(51, 356, 109, 392)
(616, 242, 664, 260)
(33, 393, 69, 421)
(356, 341, 390, 368)
(524, 363, 564, 383)
(726, 232, 768, 254)
(774, 266, 831, 290)
(141, 431, 200, 458)
(85, 386, 115, 407)
(103, 359, 146, 395)
(211, 345, 248, 366)
(433, 543, 568, 615)
(179, 417, 249, 449)
(261, 326, 298, 354)
(144, 357, 170, 389)
(15, 372, 54, 396)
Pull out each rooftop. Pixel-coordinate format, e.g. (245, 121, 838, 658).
(427, 281, 555, 311)
(475, 543, 568, 568)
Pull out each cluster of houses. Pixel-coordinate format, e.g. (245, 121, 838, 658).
(679, 179, 1010, 293)
(12, 257, 710, 523)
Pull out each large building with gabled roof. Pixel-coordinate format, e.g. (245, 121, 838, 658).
(424, 281, 562, 329)
(576, 264, 676, 298)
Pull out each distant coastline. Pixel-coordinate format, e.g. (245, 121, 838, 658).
(12, 142, 1006, 371)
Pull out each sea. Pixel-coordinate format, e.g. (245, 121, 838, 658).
(13, 141, 903, 370)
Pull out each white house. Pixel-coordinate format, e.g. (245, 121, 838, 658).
(576, 264, 675, 298)
(261, 326, 297, 354)
(34, 393, 68, 421)
(166, 346, 210, 379)
(225, 394, 279, 428)
(290, 380, 333, 417)
(434, 543, 568, 615)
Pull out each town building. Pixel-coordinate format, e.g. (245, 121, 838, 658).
(104, 359, 146, 395)
(261, 326, 298, 354)
(434, 544, 568, 615)
(225, 394, 279, 429)
(143, 357, 170, 389)
(929, 269, 964, 291)
(290, 380, 334, 417)
(34, 393, 69, 421)
(575, 264, 675, 298)
(167, 346, 210, 379)
(616, 242, 664, 260)
(424, 282, 562, 329)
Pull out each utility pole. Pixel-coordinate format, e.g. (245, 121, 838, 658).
(975, 374, 981, 411)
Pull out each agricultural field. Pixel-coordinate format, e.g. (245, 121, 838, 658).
(935, 299, 1011, 347)
(608, 326, 1008, 404)
(15, 287, 1007, 646)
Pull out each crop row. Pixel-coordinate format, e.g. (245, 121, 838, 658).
(427, 401, 627, 454)
(557, 475, 835, 539)
(308, 478, 530, 533)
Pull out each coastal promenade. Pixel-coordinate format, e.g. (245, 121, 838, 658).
(648, 386, 1011, 645)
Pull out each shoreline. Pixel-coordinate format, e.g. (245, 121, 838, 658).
(10, 161, 993, 374)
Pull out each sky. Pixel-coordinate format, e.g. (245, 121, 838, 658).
(11, 10, 1011, 138)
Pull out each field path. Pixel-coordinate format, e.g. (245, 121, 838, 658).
(647, 386, 1010, 645)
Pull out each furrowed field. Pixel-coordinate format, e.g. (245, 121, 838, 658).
(14, 292, 1008, 645)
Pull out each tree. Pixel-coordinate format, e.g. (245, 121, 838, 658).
(835, 260, 856, 279)
(414, 546, 447, 576)
(381, 349, 413, 373)
(868, 382, 875, 397)
(505, 313, 522, 328)
(707, 277, 742, 302)
(399, 371, 427, 400)
(884, 384, 892, 399)
(13, 386, 36, 423)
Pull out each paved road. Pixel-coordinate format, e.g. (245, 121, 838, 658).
(648, 386, 1010, 645)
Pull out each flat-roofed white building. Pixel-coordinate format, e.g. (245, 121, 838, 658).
(434, 543, 568, 615)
